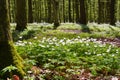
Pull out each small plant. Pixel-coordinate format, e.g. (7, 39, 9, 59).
(1, 65, 18, 78)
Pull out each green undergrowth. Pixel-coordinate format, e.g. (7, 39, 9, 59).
(15, 37, 120, 79)
(11, 23, 120, 41)
(9, 23, 120, 79)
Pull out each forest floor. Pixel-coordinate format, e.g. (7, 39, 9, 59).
(29, 66, 120, 80)
(10, 23, 120, 80)
(28, 34, 120, 80)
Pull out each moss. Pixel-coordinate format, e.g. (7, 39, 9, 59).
(0, 41, 25, 79)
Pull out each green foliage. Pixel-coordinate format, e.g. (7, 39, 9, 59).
(11, 23, 120, 79)
(16, 37, 120, 78)
(12, 29, 37, 41)
(1, 65, 17, 74)
(1, 65, 17, 78)
(23, 59, 37, 72)
(52, 75, 65, 80)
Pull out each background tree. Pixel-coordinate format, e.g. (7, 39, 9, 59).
(98, 0, 112, 24)
(63, 0, 66, 22)
(98, 0, 104, 23)
(9, 0, 120, 24)
(75, 0, 79, 23)
(110, 0, 116, 25)
(28, 0, 33, 23)
(0, 0, 25, 79)
(79, 0, 87, 24)
(16, 0, 27, 31)
(52, 0, 60, 29)
(47, 0, 52, 23)
(68, 0, 72, 22)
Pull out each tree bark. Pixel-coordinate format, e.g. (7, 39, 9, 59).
(75, 0, 79, 23)
(16, 0, 27, 31)
(28, 0, 33, 23)
(63, 0, 65, 22)
(52, 0, 60, 29)
(0, 0, 25, 79)
(98, 0, 103, 23)
(68, 0, 72, 22)
(110, 0, 116, 25)
(47, 0, 52, 23)
(79, 0, 87, 24)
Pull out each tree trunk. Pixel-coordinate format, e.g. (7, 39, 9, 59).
(105, 1, 111, 23)
(0, 0, 25, 79)
(110, 0, 116, 25)
(28, 0, 33, 23)
(47, 0, 52, 23)
(8, 0, 11, 22)
(79, 0, 87, 24)
(98, 0, 103, 23)
(16, 0, 27, 31)
(72, 0, 75, 22)
(68, 0, 72, 22)
(63, 0, 65, 22)
(75, 0, 79, 23)
(52, 0, 60, 29)
(98, 0, 107, 24)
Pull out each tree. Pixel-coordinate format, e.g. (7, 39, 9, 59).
(75, 0, 79, 23)
(63, 0, 66, 22)
(52, 0, 60, 29)
(68, 0, 72, 22)
(98, 0, 104, 23)
(72, 0, 75, 22)
(28, 0, 33, 23)
(98, 0, 110, 23)
(47, 0, 52, 23)
(16, 0, 27, 31)
(0, 0, 25, 79)
(79, 0, 87, 24)
(110, 0, 116, 25)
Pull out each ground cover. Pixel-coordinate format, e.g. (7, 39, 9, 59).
(1, 23, 120, 80)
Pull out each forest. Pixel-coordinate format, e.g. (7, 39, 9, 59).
(0, 0, 120, 80)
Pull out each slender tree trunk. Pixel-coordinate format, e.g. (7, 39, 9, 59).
(44, 0, 47, 22)
(47, 0, 52, 23)
(98, 0, 103, 23)
(63, 0, 65, 22)
(75, 0, 79, 23)
(68, 0, 72, 22)
(110, 0, 116, 25)
(16, 0, 27, 31)
(79, 0, 87, 24)
(28, 0, 33, 23)
(52, 0, 60, 29)
(39, 0, 42, 22)
(105, 1, 111, 23)
(89, 0, 92, 22)
(72, 0, 75, 22)
(0, 0, 25, 79)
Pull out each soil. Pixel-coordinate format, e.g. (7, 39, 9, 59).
(97, 38, 120, 47)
